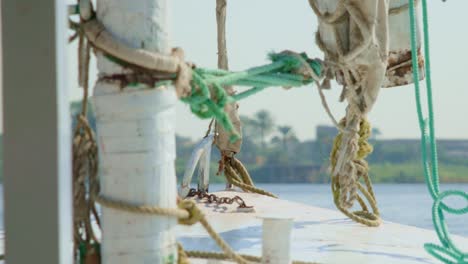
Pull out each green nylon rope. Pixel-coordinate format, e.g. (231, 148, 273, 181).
(409, 1, 468, 263)
(182, 52, 322, 142)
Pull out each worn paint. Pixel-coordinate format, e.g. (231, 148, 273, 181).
(383, 0, 425, 88)
(383, 49, 425, 88)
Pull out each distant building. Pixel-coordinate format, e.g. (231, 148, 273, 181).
(315, 125, 339, 160)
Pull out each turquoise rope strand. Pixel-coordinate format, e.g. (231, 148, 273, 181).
(182, 52, 322, 142)
(408, 1, 468, 263)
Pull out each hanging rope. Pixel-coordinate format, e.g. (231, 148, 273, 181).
(330, 119, 380, 227)
(408, 1, 468, 263)
(309, 0, 387, 226)
(209, 1, 278, 198)
(71, 14, 102, 262)
(223, 157, 278, 198)
(72, 15, 324, 143)
(69, 5, 317, 263)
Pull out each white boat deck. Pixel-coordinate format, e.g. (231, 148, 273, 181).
(179, 190, 468, 264)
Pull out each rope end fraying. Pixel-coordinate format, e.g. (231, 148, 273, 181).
(269, 51, 323, 79)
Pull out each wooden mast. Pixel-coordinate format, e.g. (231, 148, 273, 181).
(93, 0, 178, 263)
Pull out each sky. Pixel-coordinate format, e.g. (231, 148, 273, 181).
(65, 0, 468, 141)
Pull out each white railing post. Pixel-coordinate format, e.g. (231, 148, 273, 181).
(261, 217, 293, 264)
(93, 0, 178, 263)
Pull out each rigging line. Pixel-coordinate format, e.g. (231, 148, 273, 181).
(408, 0, 468, 263)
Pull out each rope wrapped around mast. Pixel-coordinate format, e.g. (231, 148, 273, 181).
(74, 15, 324, 143)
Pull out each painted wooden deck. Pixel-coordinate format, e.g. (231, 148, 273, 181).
(179, 190, 468, 264)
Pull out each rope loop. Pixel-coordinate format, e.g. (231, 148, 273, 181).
(407, 0, 468, 262)
(178, 200, 204, 226)
(330, 118, 380, 226)
(223, 157, 278, 198)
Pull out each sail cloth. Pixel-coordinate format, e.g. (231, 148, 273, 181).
(311, 0, 390, 209)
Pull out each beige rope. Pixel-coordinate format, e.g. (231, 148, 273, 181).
(177, 243, 190, 264)
(309, 0, 387, 213)
(330, 119, 381, 226)
(81, 19, 192, 98)
(231, 157, 254, 186)
(224, 158, 278, 198)
(73, 28, 101, 260)
(95, 195, 190, 219)
(186, 250, 319, 264)
(96, 188, 320, 263)
(95, 194, 250, 264)
(278, 50, 342, 132)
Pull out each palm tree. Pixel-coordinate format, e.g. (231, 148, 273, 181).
(254, 110, 274, 151)
(371, 127, 382, 140)
(240, 115, 259, 142)
(278, 125, 292, 150)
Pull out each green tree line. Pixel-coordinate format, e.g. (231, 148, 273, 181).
(1, 106, 467, 183)
(176, 109, 468, 183)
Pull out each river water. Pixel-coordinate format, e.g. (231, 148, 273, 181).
(0, 184, 466, 236)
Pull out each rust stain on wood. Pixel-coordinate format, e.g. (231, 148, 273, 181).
(383, 48, 425, 88)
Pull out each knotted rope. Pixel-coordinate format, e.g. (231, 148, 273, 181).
(81, 18, 192, 98)
(72, 11, 324, 143)
(185, 52, 323, 142)
(408, 1, 468, 263)
(309, 0, 387, 225)
(223, 157, 278, 198)
(330, 119, 380, 227)
(95, 193, 249, 263)
(71, 16, 102, 261)
(96, 192, 318, 264)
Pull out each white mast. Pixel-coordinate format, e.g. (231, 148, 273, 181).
(92, 0, 178, 263)
(2, 0, 73, 263)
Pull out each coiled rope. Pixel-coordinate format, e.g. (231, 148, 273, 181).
(408, 0, 468, 263)
(330, 119, 380, 227)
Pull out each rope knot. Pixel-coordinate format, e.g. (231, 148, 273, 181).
(357, 119, 373, 160)
(272, 51, 323, 84)
(171, 47, 193, 98)
(178, 200, 204, 226)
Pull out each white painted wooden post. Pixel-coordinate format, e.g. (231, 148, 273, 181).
(93, 0, 178, 263)
(261, 217, 293, 264)
(2, 0, 73, 263)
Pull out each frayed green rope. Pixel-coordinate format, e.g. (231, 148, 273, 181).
(183, 52, 322, 142)
(409, 1, 468, 263)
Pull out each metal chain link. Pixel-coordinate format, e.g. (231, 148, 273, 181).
(187, 188, 253, 209)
